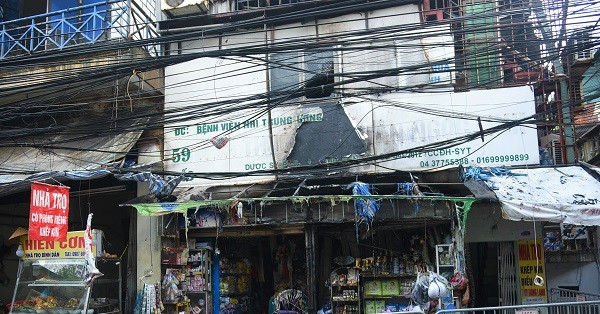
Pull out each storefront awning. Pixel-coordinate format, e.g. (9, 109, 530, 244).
(465, 165, 600, 226)
(0, 130, 143, 197)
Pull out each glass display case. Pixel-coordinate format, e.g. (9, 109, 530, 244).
(10, 259, 91, 314)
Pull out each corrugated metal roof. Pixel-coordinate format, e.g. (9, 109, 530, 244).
(574, 123, 599, 139)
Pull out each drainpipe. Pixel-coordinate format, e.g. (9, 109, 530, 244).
(265, 23, 278, 171)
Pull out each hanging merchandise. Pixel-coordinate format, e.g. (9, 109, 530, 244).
(411, 272, 451, 307)
(428, 277, 448, 299)
(134, 283, 162, 314)
(350, 182, 380, 239)
(162, 269, 180, 303)
(411, 273, 430, 307)
(428, 272, 450, 296)
(83, 213, 103, 286)
(449, 272, 467, 291)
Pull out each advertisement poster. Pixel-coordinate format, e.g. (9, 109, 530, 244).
(20, 231, 89, 260)
(517, 239, 548, 304)
(29, 182, 70, 241)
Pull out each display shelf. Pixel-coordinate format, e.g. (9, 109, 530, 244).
(29, 281, 86, 287)
(333, 298, 359, 302)
(331, 283, 359, 287)
(189, 248, 213, 252)
(11, 259, 92, 314)
(161, 214, 213, 314)
(161, 262, 187, 266)
(329, 267, 361, 313)
(360, 273, 417, 278)
(435, 244, 455, 310)
(364, 295, 410, 300)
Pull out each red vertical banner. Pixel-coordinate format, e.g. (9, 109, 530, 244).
(29, 182, 70, 241)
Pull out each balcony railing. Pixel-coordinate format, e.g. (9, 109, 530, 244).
(0, 0, 159, 60)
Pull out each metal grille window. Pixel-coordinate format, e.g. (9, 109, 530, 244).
(570, 79, 583, 107)
(422, 0, 460, 21)
(462, 0, 501, 87)
(457, 0, 541, 88)
(498, 242, 518, 307)
(498, 0, 541, 83)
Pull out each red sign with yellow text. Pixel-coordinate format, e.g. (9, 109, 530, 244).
(29, 182, 70, 241)
(20, 231, 90, 259)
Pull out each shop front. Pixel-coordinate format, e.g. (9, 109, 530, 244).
(8, 230, 122, 314)
(461, 165, 600, 306)
(128, 172, 476, 314)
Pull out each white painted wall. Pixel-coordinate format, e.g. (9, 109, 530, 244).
(163, 5, 538, 187)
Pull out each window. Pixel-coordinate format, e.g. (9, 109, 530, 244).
(269, 50, 335, 101)
(456, 0, 541, 88)
(543, 224, 595, 252)
(236, 0, 310, 11)
(1, 0, 21, 22)
(422, 0, 460, 21)
(462, 1, 501, 87)
(570, 80, 583, 107)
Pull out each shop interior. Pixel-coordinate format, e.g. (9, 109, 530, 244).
(217, 235, 307, 314)
(0, 176, 136, 313)
(315, 220, 455, 313)
(159, 209, 457, 314)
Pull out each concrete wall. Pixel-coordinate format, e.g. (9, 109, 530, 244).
(546, 262, 600, 294)
(465, 203, 542, 243)
(135, 213, 162, 289)
(136, 137, 163, 290)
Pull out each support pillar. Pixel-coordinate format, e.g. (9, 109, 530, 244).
(305, 224, 317, 312)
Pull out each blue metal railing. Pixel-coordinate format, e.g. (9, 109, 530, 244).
(0, 0, 153, 59)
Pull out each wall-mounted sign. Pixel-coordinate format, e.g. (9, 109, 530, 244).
(517, 239, 547, 304)
(29, 182, 69, 241)
(165, 85, 539, 187)
(20, 231, 88, 260)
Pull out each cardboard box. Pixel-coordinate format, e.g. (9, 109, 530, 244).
(364, 280, 382, 296)
(364, 300, 376, 314)
(161, 247, 186, 265)
(381, 279, 400, 296)
(375, 300, 385, 312)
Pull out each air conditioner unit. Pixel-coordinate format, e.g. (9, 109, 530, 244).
(574, 49, 593, 61)
(572, 37, 595, 61)
(541, 134, 563, 165)
(162, 0, 209, 16)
